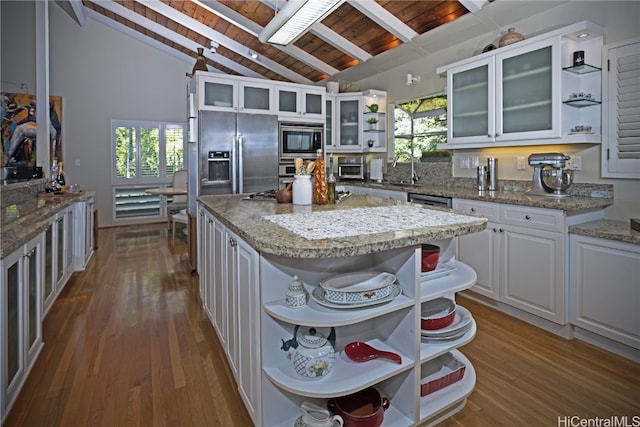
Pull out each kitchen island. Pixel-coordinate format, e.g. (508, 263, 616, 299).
(197, 194, 486, 426)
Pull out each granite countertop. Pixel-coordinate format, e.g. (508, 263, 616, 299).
(198, 194, 487, 259)
(351, 182, 613, 214)
(569, 219, 640, 245)
(0, 191, 94, 259)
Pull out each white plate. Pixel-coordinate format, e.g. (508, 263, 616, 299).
(420, 264, 456, 282)
(420, 305, 472, 336)
(420, 323, 472, 341)
(311, 285, 401, 309)
(320, 271, 396, 292)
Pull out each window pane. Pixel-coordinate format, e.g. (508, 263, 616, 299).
(140, 127, 160, 177)
(115, 126, 137, 178)
(165, 126, 184, 176)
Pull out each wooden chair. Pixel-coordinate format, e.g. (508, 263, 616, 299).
(171, 209, 188, 244)
(167, 169, 188, 228)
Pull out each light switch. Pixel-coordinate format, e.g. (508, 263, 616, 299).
(75, 159, 81, 167)
(517, 156, 526, 170)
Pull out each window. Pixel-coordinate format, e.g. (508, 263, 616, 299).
(111, 121, 186, 220)
(394, 94, 448, 161)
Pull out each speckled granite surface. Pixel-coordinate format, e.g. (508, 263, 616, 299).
(347, 182, 613, 214)
(569, 220, 640, 245)
(1, 188, 95, 259)
(199, 195, 487, 258)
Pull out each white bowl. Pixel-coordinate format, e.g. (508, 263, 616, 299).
(319, 272, 397, 304)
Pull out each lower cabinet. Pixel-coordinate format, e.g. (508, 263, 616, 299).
(570, 234, 640, 352)
(72, 195, 95, 271)
(43, 206, 74, 316)
(1, 233, 44, 423)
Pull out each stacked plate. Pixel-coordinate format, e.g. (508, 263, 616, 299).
(420, 305, 473, 342)
(311, 271, 400, 309)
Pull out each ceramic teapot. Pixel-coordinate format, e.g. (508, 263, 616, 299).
(295, 402, 344, 427)
(281, 325, 336, 379)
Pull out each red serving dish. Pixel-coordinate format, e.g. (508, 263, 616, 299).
(421, 244, 440, 272)
(421, 297, 456, 330)
(420, 353, 466, 396)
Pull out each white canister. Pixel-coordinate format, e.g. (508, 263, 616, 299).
(293, 175, 312, 205)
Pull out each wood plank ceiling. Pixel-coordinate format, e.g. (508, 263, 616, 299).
(77, 0, 484, 85)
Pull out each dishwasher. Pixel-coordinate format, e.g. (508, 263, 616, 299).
(408, 193, 452, 208)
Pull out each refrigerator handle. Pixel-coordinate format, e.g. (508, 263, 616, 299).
(231, 135, 237, 194)
(237, 133, 244, 194)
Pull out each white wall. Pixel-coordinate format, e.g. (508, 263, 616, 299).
(354, 1, 640, 221)
(2, 1, 191, 227)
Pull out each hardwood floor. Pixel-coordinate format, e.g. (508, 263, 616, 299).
(5, 223, 639, 426)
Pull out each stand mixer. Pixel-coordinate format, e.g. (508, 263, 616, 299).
(527, 153, 574, 197)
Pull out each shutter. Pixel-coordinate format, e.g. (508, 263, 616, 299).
(615, 52, 640, 159)
(602, 39, 640, 178)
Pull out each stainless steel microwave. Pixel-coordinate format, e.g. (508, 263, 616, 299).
(279, 123, 323, 160)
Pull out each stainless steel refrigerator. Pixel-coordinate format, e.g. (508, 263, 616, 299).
(197, 111, 278, 198)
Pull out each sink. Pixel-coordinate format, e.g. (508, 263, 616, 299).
(387, 182, 420, 188)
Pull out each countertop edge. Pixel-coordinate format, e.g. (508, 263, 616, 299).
(569, 219, 640, 245)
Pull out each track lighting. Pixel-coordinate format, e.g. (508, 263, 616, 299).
(210, 41, 219, 53)
(249, 50, 259, 59)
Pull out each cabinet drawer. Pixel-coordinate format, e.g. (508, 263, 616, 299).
(501, 205, 564, 232)
(453, 199, 500, 222)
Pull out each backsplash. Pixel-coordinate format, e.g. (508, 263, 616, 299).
(1, 179, 48, 225)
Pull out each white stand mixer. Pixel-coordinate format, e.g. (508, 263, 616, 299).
(527, 153, 573, 197)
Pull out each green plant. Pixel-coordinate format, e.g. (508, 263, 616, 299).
(421, 149, 451, 158)
(366, 104, 379, 113)
(367, 117, 379, 124)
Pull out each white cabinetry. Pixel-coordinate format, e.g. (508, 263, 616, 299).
(275, 85, 325, 122)
(198, 204, 261, 425)
(327, 90, 387, 153)
(1, 233, 44, 423)
(260, 244, 477, 426)
(570, 235, 640, 353)
(197, 74, 274, 114)
(73, 196, 95, 271)
(438, 21, 603, 149)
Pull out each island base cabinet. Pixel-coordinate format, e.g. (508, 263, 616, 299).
(570, 235, 640, 353)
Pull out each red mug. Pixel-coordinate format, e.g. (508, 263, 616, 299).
(421, 244, 440, 272)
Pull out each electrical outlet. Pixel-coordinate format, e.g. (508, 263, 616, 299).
(516, 156, 526, 170)
(471, 157, 479, 168)
(568, 155, 582, 170)
(459, 157, 469, 169)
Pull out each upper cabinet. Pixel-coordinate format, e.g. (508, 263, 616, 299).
(326, 90, 387, 153)
(195, 72, 326, 121)
(438, 21, 603, 149)
(275, 85, 325, 122)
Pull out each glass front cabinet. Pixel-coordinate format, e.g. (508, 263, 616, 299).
(447, 38, 560, 145)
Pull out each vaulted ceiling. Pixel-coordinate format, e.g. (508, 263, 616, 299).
(60, 0, 492, 85)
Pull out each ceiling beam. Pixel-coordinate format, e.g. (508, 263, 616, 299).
(347, 0, 418, 43)
(137, 0, 312, 83)
(68, 0, 87, 27)
(89, 0, 261, 78)
(458, 0, 490, 13)
(195, 0, 339, 76)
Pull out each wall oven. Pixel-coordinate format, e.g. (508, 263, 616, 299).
(279, 123, 323, 160)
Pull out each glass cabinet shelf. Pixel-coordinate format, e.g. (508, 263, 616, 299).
(562, 64, 601, 74)
(563, 98, 601, 107)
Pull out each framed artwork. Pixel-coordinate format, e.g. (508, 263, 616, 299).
(1, 92, 62, 167)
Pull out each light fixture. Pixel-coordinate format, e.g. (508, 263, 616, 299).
(249, 50, 259, 59)
(577, 32, 590, 39)
(406, 73, 420, 86)
(259, 0, 344, 46)
(210, 41, 219, 53)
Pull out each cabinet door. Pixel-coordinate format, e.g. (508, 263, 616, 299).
(447, 57, 495, 144)
(225, 229, 239, 378)
(43, 221, 55, 315)
(64, 208, 74, 282)
(570, 235, 640, 350)
(239, 81, 273, 114)
(500, 225, 565, 323)
(55, 214, 65, 291)
(233, 233, 261, 425)
(24, 236, 42, 363)
(213, 217, 227, 348)
(276, 86, 299, 116)
(199, 77, 238, 111)
(495, 38, 561, 141)
(201, 212, 213, 320)
(456, 223, 500, 299)
(302, 88, 325, 120)
(325, 96, 335, 149)
(336, 96, 362, 150)
(1, 249, 24, 408)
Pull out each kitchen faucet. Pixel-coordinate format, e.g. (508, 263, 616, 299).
(392, 145, 419, 184)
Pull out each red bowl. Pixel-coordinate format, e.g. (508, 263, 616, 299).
(421, 244, 440, 272)
(421, 297, 456, 330)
